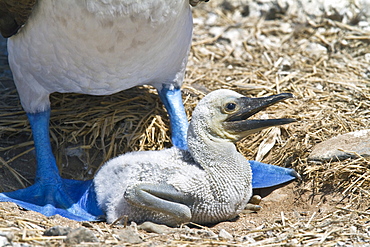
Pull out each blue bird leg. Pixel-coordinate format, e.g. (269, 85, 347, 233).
(29, 110, 60, 183)
(249, 160, 301, 189)
(158, 85, 189, 150)
(0, 110, 103, 221)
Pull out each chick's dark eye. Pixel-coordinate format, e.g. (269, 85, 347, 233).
(225, 102, 236, 111)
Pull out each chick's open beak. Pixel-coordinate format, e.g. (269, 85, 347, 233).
(223, 93, 296, 137)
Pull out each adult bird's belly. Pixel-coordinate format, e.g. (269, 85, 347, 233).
(7, 0, 192, 97)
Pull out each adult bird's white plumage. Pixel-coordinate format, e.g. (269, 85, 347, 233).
(94, 89, 297, 226)
(8, 0, 192, 112)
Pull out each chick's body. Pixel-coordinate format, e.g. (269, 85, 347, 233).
(94, 90, 255, 226)
(94, 147, 252, 226)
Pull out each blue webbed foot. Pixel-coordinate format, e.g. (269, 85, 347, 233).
(0, 110, 103, 221)
(0, 179, 102, 221)
(157, 85, 189, 150)
(250, 160, 301, 189)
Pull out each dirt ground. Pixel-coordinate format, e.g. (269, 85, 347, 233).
(0, 0, 370, 246)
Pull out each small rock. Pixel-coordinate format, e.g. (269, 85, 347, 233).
(0, 236, 10, 246)
(365, 53, 370, 63)
(309, 129, 370, 161)
(209, 26, 225, 38)
(0, 232, 13, 242)
(305, 42, 327, 57)
(336, 241, 346, 246)
(218, 229, 233, 240)
(65, 227, 99, 244)
(288, 238, 299, 245)
(205, 13, 218, 25)
(44, 226, 72, 236)
(116, 226, 142, 244)
(280, 58, 292, 71)
(138, 221, 172, 234)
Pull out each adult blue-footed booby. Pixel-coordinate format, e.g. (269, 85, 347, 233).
(94, 89, 299, 226)
(0, 0, 205, 221)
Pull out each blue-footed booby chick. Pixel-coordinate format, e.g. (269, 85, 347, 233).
(94, 89, 298, 226)
(0, 0, 208, 221)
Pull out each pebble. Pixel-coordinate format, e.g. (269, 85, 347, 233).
(218, 229, 233, 240)
(0, 236, 10, 246)
(309, 129, 370, 161)
(44, 226, 72, 236)
(0, 232, 13, 242)
(115, 224, 142, 244)
(138, 221, 172, 234)
(64, 227, 99, 245)
(304, 42, 327, 57)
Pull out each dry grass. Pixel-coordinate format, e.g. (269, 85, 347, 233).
(0, 0, 370, 245)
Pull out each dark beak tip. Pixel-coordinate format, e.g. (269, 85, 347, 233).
(275, 118, 297, 126)
(287, 118, 297, 123)
(275, 118, 297, 125)
(279, 93, 294, 100)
